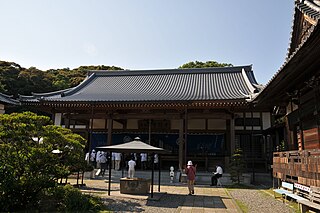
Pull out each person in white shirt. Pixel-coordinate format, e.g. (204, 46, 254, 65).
(114, 152, 122, 170)
(90, 149, 96, 168)
(154, 154, 159, 169)
(112, 152, 115, 169)
(99, 151, 107, 176)
(211, 165, 223, 186)
(85, 152, 90, 164)
(96, 151, 101, 168)
(140, 153, 147, 170)
(128, 158, 136, 178)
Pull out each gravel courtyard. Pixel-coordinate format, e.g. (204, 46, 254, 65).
(75, 179, 295, 212)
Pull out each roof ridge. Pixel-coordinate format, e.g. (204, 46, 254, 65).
(88, 65, 253, 76)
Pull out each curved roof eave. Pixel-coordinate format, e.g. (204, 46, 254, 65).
(252, 17, 320, 104)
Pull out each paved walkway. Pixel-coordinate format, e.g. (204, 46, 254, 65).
(171, 186, 238, 212)
(76, 179, 240, 212)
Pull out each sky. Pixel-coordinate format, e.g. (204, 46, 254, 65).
(0, 0, 294, 84)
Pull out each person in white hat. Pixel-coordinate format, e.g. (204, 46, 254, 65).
(184, 160, 197, 195)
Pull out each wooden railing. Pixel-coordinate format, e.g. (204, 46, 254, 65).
(273, 150, 320, 187)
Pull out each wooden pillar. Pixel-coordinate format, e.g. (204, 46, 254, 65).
(297, 91, 305, 150)
(178, 119, 184, 171)
(89, 106, 94, 151)
(251, 109, 255, 183)
(107, 118, 113, 145)
(314, 79, 320, 148)
(230, 116, 235, 154)
(148, 119, 152, 145)
(184, 107, 188, 166)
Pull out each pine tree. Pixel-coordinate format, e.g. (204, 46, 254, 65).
(229, 148, 246, 184)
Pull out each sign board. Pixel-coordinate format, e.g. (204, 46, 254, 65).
(294, 183, 310, 192)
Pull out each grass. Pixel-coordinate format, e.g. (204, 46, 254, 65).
(225, 184, 301, 213)
(260, 188, 300, 213)
(234, 199, 249, 212)
(224, 184, 250, 212)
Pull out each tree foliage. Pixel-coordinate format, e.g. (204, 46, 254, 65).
(0, 60, 123, 96)
(229, 148, 246, 184)
(179, 60, 233, 69)
(0, 112, 86, 211)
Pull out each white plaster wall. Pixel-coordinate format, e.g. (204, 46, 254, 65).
(208, 119, 226, 130)
(262, 112, 271, 130)
(127, 119, 138, 129)
(188, 119, 205, 130)
(113, 120, 123, 129)
(92, 119, 105, 129)
(54, 113, 62, 126)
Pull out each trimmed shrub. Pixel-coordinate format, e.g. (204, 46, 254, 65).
(42, 185, 104, 212)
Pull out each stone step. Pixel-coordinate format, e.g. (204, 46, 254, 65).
(84, 170, 253, 185)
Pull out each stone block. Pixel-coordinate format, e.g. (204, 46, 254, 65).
(120, 177, 151, 194)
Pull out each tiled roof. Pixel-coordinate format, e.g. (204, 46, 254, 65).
(20, 65, 261, 103)
(0, 93, 19, 105)
(297, 0, 320, 20)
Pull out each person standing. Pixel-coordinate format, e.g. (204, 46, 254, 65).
(100, 151, 107, 176)
(90, 149, 96, 168)
(185, 160, 197, 195)
(114, 152, 122, 170)
(140, 153, 147, 170)
(128, 157, 136, 178)
(154, 153, 159, 169)
(96, 151, 101, 168)
(211, 165, 223, 186)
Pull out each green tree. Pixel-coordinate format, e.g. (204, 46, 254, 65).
(179, 60, 233, 69)
(0, 60, 124, 96)
(229, 148, 246, 184)
(0, 112, 86, 211)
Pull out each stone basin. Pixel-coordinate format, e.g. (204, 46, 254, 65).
(120, 177, 151, 194)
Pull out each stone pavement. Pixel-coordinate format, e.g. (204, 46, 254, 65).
(167, 185, 239, 213)
(76, 179, 240, 212)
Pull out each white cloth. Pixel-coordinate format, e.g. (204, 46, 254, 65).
(154, 154, 159, 164)
(140, 153, 147, 162)
(100, 152, 107, 163)
(128, 160, 136, 178)
(85, 153, 89, 161)
(114, 152, 121, 160)
(112, 152, 115, 160)
(214, 166, 223, 175)
(90, 150, 96, 162)
(128, 160, 136, 170)
(96, 151, 101, 163)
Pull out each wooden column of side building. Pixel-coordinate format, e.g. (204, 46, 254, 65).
(107, 118, 113, 145)
(179, 119, 184, 171)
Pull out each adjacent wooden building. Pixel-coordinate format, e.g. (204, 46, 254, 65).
(20, 65, 272, 171)
(254, 0, 320, 187)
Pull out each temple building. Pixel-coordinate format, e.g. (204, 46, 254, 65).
(253, 0, 320, 187)
(20, 65, 272, 171)
(0, 93, 19, 114)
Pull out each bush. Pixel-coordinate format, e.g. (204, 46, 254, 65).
(42, 185, 104, 212)
(0, 112, 87, 211)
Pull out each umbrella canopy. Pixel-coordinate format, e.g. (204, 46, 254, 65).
(96, 138, 168, 198)
(96, 140, 168, 154)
